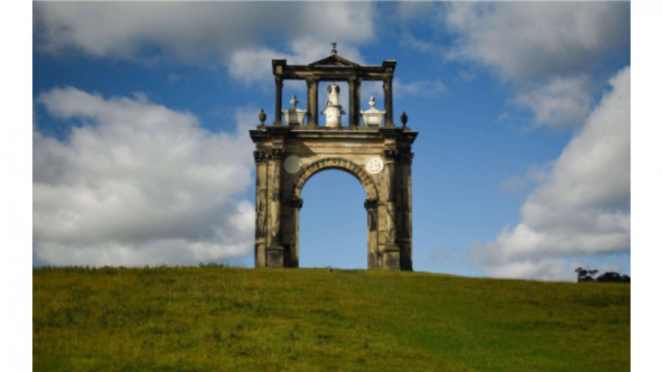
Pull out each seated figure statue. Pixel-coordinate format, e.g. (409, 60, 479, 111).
(321, 82, 345, 128)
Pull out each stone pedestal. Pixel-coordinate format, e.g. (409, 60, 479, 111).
(323, 106, 344, 128)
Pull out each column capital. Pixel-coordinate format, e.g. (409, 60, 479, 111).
(275, 76, 284, 86)
(383, 149, 399, 160)
(253, 150, 270, 163)
(399, 152, 414, 165)
(270, 148, 284, 160)
(364, 198, 378, 210)
(288, 195, 304, 209)
(305, 76, 319, 85)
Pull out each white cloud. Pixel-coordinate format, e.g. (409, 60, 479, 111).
(34, 87, 257, 266)
(399, 33, 446, 60)
(229, 37, 366, 87)
(34, 2, 374, 66)
(437, 2, 629, 129)
(470, 67, 630, 281)
(394, 79, 447, 98)
(443, 2, 629, 80)
(513, 75, 591, 130)
(360, 78, 447, 102)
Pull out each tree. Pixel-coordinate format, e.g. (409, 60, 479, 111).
(596, 272, 631, 283)
(575, 268, 630, 283)
(575, 267, 599, 282)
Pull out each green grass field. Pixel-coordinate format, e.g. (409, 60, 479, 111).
(33, 267, 629, 372)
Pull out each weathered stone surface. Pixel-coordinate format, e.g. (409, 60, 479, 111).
(251, 48, 417, 270)
(251, 127, 416, 270)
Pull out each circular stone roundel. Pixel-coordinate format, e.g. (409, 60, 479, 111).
(365, 157, 384, 175)
(284, 155, 302, 174)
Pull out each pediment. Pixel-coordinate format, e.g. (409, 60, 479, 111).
(308, 54, 360, 68)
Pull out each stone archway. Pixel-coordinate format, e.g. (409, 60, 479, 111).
(292, 157, 379, 199)
(291, 158, 379, 268)
(249, 46, 417, 270)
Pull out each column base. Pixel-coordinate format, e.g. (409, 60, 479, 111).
(266, 244, 284, 268)
(380, 244, 401, 270)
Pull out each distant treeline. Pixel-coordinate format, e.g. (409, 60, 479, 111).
(575, 268, 630, 283)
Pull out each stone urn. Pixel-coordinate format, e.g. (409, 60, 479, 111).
(360, 96, 385, 128)
(282, 95, 307, 126)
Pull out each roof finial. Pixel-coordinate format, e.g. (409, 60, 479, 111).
(331, 41, 337, 55)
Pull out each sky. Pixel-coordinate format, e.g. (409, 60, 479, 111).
(30, 1, 632, 281)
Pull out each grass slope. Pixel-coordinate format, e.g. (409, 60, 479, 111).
(33, 267, 629, 372)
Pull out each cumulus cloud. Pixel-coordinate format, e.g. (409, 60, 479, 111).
(360, 78, 447, 102)
(395, 79, 447, 98)
(470, 67, 630, 281)
(436, 2, 630, 129)
(512, 76, 591, 130)
(34, 2, 374, 82)
(34, 87, 257, 266)
(499, 163, 551, 195)
(229, 37, 366, 87)
(443, 2, 629, 80)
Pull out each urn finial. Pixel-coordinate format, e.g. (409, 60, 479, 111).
(290, 95, 299, 108)
(331, 41, 337, 55)
(258, 109, 266, 128)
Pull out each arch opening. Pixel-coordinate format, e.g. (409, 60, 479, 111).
(299, 169, 367, 269)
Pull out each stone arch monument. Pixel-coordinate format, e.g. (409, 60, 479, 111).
(250, 44, 418, 270)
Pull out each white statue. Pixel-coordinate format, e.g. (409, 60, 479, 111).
(327, 83, 340, 106)
(321, 82, 345, 128)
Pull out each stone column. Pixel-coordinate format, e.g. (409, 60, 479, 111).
(306, 77, 319, 128)
(266, 148, 284, 267)
(397, 151, 414, 271)
(382, 149, 400, 269)
(288, 195, 303, 267)
(253, 150, 269, 267)
(365, 197, 379, 269)
(356, 78, 362, 127)
(348, 77, 357, 128)
(383, 76, 394, 127)
(274, 76, 284, 127)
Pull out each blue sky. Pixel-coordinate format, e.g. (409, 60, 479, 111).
(31, 2, 631, 281)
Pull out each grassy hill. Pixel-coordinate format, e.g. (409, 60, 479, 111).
(33, 267, 629, 372)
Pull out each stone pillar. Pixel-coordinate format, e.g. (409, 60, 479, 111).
(365, 197, 379, 269)
(253, 150, 269, 267)
(266, 148, 284, 266)
(356, 78, 362, 127)
(274, 76, 283, 127)
(288, 195, 303, 267)
(383, 77, 394, 128)
(306, 77, 319, 128)
(348, 77, 357, 128)
(382, 149, 400, 269)
(397, 151, 414, 271)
